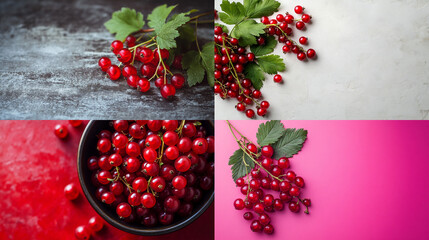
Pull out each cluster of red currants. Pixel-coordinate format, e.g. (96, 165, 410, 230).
(260, 5, 316, 61)
(233, 144, 311, 234)
(214, 26, 271, 119)
(98, 36, 185, 100)
(89, 120, 214, 227)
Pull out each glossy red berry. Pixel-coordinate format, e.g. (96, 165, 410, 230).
(278, 157, 290, 169)
(243, 211, 254, 220)
(299, 37, 308, 45)
(296, 21, 305, 30)
(250, 220, 263, 232)
(307, 49, 316, 59)
(192, 138, 208, 154)
(64, 183, 79, 200)
(234, 198, 245, 210)
(294, 5, 304, 14)
(171, 73, 186, 89)
(175, 156, 191, 172)
(259, 213, 271, 226)
(117, 48, 132, 63)
(141, 192, 156, 208)
(302, 199, 311, 207)
(110, 40, 123, 54)
(116, 202, 132, 218)
(295, 176, 305, 188)
(75, 225, 90, 240)
(160, 84, 176, 100)
(101, 192, 115, 204)
(246, 109, 255, 118)
(107, 65, 121, 80)
(289, 186, 300, 197)
(98, 57, 111, 71)
(150, 176, 166, 192)
(302, 14, 312, 23)
(54, 124, 68, 138)
(172, 175, 187, 190)
(260, 101, 270, 109)
(261, 145, 274, 158)
(289, 201, 300, 212)
(138, 78, 150, 92)
(286, 171, 296, 181)
(88, 216, 104, 232)
(264, 224, 274, 234)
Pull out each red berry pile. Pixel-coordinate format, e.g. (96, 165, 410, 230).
(88, 120, 214, 227)
(261, 6, 316, 61)
(98, 39, 185, 100)
(75, 216, 104, 240)
(234, 144, 311, 234)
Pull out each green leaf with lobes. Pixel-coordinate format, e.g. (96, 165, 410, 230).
(219, 0, 246, 24)
(104, 8, 145, 41)
(256, 120, 285, 146)
(243, 0, 281, 18)
(272, 128, 308, 159)
(250, 35, 277, 56)
(231, 19, 265, 46)
(243, 62, 264, 90)
(182, 51, 205, 86)
(201, 42, 215, 87)
(256, 54, 286, 74)
(228, 149, 255, 181)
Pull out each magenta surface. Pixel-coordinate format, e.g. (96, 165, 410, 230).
(215, 120, 429, 240)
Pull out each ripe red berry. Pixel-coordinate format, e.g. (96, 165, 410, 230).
(160, 84, 176, 100)
(116, 202, 132, 218)
(299, 36, 308, 45)
(171, 73, 186, 89)
(64, 183, 79, 200)
(289, 201, 300, 212)
(117, 48, 132, 63)
(276, 14, 285, 22)
(141, 192, 156, 208)
(260, 16, 269, 24)
(107, 65, 121, 80)
(75, 225, 90, 240)
(234, 198, 245, 210)
(307, 49, 316, 59)
(88, 216, 104, 232)
(250, 220, 263, 232)
(264, 224, 274, 234)
(98, 57, 111, 71)
(295, 176, 305, 188)
(260, 101, 270, 109)
(172, 175, 187, 190)
(273, 74, 282, 83)
(175, 156, 191, 172)
(261, 145, 274, 158)
(54, 124, 68, 139)
(294, 5, 304, 14)
(243, 212, 254, 220)
(296, 21, 305, 30)
(246, 109, 255, 118)
(297, 52, 307, 61)
(138, 78, 150, 92)
(302, 14, 312, 23)
(110, 40, 123, 54)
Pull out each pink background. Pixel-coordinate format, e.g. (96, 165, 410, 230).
(215, 120, 429, 240)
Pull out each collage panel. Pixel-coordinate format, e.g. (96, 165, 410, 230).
(215, 120, 429, 239)
(0, 120, 214, 239)
(0, 0, 214, 120)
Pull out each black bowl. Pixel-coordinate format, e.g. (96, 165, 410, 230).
(77, 120, 214, 235)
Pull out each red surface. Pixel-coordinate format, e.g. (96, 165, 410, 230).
(0, 121, 214, 240)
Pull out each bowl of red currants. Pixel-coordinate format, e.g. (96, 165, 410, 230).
(77, 120, 214, 235)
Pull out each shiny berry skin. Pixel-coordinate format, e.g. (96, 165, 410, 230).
(107, 64, 121, 80)
(273, 198, 284, 210)
(87, 156, 99, 171)
(259, 213, 270, 226)
(159, 212, 174, 225)
(261, 145, 274, 158)
(302, 14, 311, 23)
(177, 137, 192, 153)
(138, 47, 154, 63)
(121, 65, 137, 78)
(164, 196, 180, 213)
(234, 198, 245, 210)
(273, 74, 282, 83)
(278, 157, 290, 169)
(249, 179, 261, 190)
(260, 16, 269, 24)
(141, 192, 156, 208)
(276, 14, 285, 22)
(125, 142, 140, 158)
(297, 52, 307, 61)
(263, 194, 274, 207)
(247, 53, 255, 62)
(54, 124, 68, 139)
(260, 101, 270, 109)
(142, 162, 160, 176)
(294, 5, 304, 14)
(172, 175, 187, 190)
(252, 90, 261, 99)
(282, 45, 290, 53)
(138, 78, 150, 92)
(271, 166, 282, 176)
(75, 225, 90, 240)
(279, 192, 292, 202)
(289, 201, 300, 212)
(303, 199, 311, 207)
(192, 138, 208, 154)
(117, 48, 132, 63)
(206, 136, 215, 154)
(289, 186, 300, 197)
(141, 64, 156, 77)
(261, 177, 270, 189)
(264, 224, 274, 234)
(230, 38, 238, 45)
(98, 57, 111, 71)
(182, 123, 196, 137)
(279, 180, 291, 192)
(110, 181, 124, 196)
(97, 170, 112, 185)
(261, 158, 273, 171)
(116, 202, 132, 218)
(108, 153, 122, 167)
(143, 147, 157, 163)
(295, 176, 305, 188)
(111, 40, 123, 54)
(163, 131, 179, 146)
(88, 216, 104, 232)
(175, 156, 191, 172)
(286, 171, 296, 181)
(296, 21, 305, 30)
(253, 202, 265, 214)
(243, 211, 254, 220)
(236, 178, 245, 187)
(128, 192, 141, 206)
(171, 73, 186, 89)
(245, 109, 255, 118)
(299, 37, 308, 45)
(124, 157, 140, 173)
(236, 103, 246, 112)
(150, 176, 166, 192)
(246, 143, 257, 154)
(165, 146, 179, 160)
(257, 37, 265, 46)
(101, 192, 115, 204)
(145, 134, 161, 149)
(64, 183, 79, 200)
(250, 220, 263, 232)
(270, 179, 280, 191)
(160, 84, 176, 100)
(307, 49, 316, 58)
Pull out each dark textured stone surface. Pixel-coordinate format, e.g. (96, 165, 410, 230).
(0, 0, 214, 120)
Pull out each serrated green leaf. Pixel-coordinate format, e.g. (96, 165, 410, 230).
(156, 12, 191, 49)
(215, 23, 229, 34)
(228, 149, 255, 182)
(256, 54, 286, 74)
(256, 120, 285, 146)
(250, 35, 277, 56)
(243, 0, 280, 18)
(201, 42, 215, 86)
(231, 19, 265, 46)
(243, 62, 264, 90)
(219, 0, 246, 25)
(272, 128, 308, 159)
(147, 5, 176, 31)
(104, 8, 145, 41)
(182, 51, 205, 86)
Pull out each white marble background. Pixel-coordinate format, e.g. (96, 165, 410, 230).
(215, 0, 429, 120)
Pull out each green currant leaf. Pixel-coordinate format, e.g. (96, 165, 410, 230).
(201, 42, 215, 87)
(250, 35, 277, 56)
(243, 62, 264, 90)
(215, 23, 229, 34)
(231, 19, 265, 46)
(256, 54, 286, 74)
(256, 120, 285, 146)
(272, 128, 308, 159)
(104, 8, 145, 41)
(228, 149, 255, 182)
(147, 4, 176, 31)
(156, 12, 191, 50)
(219, 0, 246, 25)
(243, 0, 281, 18)
(182, 51, 205, 86)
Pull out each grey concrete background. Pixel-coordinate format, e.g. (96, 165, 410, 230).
(0, 0, 214, 120)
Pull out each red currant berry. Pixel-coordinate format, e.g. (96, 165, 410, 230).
(243, 211, 254, 220)
(97, 170, 112, 185)
(98, 57, 111, 71)
(141, 192, 156, 208)
(286, 171, 296, 181)
(278, 157, 290, 169)
(289, 186, 300, 197)
(236, 177, 245, 187)
(279, 180, 291, 192)
(234, 198, 245, 210)
(294, 5, 304, 14)
(64, 183, 79, 200)
(260, 16, 269, 24)
(160, 84, 176, 100)
(253, 202, 265, 214)
(299, 36, 308, 45)
(138, 78, 150, 92)
(88, 216, 104, 232)
(192, 138, 208, 154)
(110, 40, 123, 54)
(303, 199, 311, 207)
(263, 224, 274, 234)
(297, 52, 307, 61)
(175, 156, 191, 172)
(295, 176, 305, 188)
(296, 21, 305, 30)
(132, 177, 148, 193)
(128, 192, 141, 206)
(171, 73, 186, 89)
(245, 109, 255, 118)
(276, 14, 285, 22)
(302, 14, 311, 23)
(54, 124, 68, 139)
(261, 145, 274, 158)
(259, 212, 271, 225)
(263, 194, 274, 207)
(107, 65, 121, 80)
(116, 202, 132, 218)
(75, 225, 90, 240)
(260, 101, 270, 109)
(289, 201, 300, 212)
(250, 220, 263, 232)
(307, 48, 316, 59)
(257, 37, 265, 46)
(101, 191, 115, 204)
(273, 74, 282, 83)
